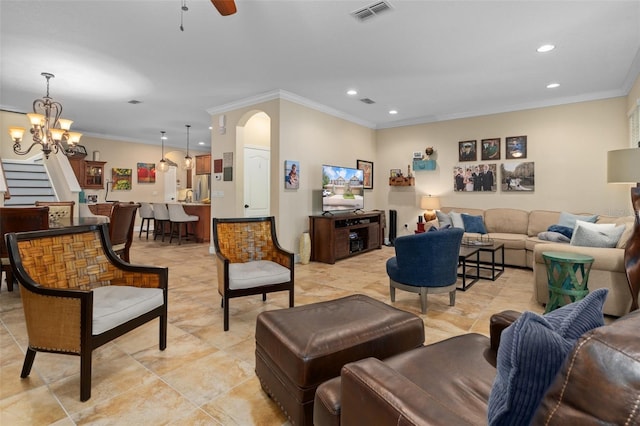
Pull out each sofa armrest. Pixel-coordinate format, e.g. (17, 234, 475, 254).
(340, 358, 473, 425)
(490, 310, 521, 352)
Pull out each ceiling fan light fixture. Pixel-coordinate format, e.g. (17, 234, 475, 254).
(211, 0, 237, 16)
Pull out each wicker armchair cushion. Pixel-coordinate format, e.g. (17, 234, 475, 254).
(229, 260, 291, 290)
(92, 286, 164, 335)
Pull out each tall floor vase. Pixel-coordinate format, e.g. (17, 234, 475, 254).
(625, 187, 640, 311)
(300, 232, 311, 265)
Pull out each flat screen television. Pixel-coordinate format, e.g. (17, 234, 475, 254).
(322, 164, 365, 213)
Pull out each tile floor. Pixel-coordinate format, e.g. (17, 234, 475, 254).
(0, 237, 542, 425)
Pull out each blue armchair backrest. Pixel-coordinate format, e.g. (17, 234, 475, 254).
(390, 228, 464, 287)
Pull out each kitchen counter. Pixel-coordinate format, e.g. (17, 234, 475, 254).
(178, 203, 211, 243)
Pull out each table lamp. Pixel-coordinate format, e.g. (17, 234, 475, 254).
(420, 195, 441, 222)
(607, 147, 640, 310)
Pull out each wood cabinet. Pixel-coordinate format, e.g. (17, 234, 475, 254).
(70, 159, 107, 189)
(182, 204, 211, 243)
(309, 211, 384, 264)
(195, 154, 211, 175)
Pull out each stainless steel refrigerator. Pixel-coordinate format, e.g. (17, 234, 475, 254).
(193, 174, 211, 202)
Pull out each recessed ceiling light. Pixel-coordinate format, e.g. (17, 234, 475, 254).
(546, 82, 560, 89)
(537, 44, 555, 53)
(198, 141, 205, 145)
(208, 126, 213, 130)
(347, 89, 358, 96)
(389, 110, 398, 115)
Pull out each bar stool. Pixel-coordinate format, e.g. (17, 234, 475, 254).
(138, 202, 154, 239)
(167, 204, 199, 245)
(152, 203, 170, 242)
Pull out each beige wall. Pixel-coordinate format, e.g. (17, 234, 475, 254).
(211, 98, 377, 252)
(376, 97, 630, 238)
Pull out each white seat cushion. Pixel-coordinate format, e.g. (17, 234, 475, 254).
(92, 285, 164, 335)
(229, 260, 291, 290)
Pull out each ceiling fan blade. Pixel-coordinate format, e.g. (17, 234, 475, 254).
(211, 0, 237, 16)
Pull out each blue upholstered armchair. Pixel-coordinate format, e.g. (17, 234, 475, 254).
(386, 227, 464, 313)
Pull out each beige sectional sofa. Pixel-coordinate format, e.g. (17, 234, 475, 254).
(438, 207, 635, 316)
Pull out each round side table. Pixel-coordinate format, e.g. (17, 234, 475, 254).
(542, 251, 595, 313)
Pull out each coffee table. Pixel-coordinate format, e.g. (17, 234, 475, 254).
(473, 242, 505, 281)
(458, 246, 480, 291)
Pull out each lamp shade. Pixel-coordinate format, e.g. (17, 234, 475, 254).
(420, 196, 441, 210)
(607, 148, 640, 183)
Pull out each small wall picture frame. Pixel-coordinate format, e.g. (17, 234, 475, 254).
(390, 168, 402, 178)
(506, 136, 527, 159)
(412, 151, 423, 160)
(285, 160, 299, 189)
(357, 159, 374, 189)
(458, 140, 477, 162)
(481, 138, 501, 161)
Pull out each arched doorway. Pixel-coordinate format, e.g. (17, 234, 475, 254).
(238, 111, 271, 217)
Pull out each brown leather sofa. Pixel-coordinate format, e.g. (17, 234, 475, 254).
(314, 309, 640, 425)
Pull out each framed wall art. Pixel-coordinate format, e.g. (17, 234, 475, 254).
(137, 163, 156, 183)
(501, 162, 535, 192)
(506, 136, 527, 159)
(453, 163, 497, 192)
(481, 138, 501, 161)
(112, 168, 132, 190)
(458, 140, 477, 162)
(285, 160, 299, 189)
(357, 159, 374, 189)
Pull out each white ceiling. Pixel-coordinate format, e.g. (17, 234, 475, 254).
(1, 0, 639, 150)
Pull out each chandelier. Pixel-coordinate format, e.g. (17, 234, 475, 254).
(7, 72, 82, 159)
(183, 124, 194, 170)
(158, 131, 169, 172)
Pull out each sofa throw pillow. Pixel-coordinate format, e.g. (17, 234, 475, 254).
(487, 289, 608, 426)
(574, 219, 615, 232)
(570, 223, 626, 248)
(449, 211, 465, 229)
(461, 213, 487, 234)
(617, 222, 635, 249)
(537, 231, 570, 243)
(547, 224, 574, 239)
(558, 212, 598, 229)
(435, 210, 452, 228)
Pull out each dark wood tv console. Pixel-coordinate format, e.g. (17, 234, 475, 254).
(309, 211, 384, 264)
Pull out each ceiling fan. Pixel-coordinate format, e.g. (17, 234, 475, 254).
(211, 0, 237, 16)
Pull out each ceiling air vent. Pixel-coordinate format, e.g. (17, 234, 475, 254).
(360, 98, 376, 104)
(351, 1, 393, 22)
(128, 99, 142, 104)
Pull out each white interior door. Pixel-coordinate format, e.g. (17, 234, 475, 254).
(244, 147, 270, 217)
(164, 166, 177, 202)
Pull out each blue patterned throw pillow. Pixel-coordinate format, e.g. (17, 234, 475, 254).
(487, 288, 608, 425)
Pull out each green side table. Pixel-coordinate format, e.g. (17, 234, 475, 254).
(542, 251, 595, 313)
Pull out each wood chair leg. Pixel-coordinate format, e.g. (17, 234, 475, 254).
(390, 283, 396, 302)
(449, 290, 456, 306)
(262, 293, 266, 301)
(80, 350, 92, 402)
(223, 296, 230, 331)
(6, 270, 14, 292)
(159, 313, 167, 350)
(20, 348, 37, 378)
(289, 288, 294, 307)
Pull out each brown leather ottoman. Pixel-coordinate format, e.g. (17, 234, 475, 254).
(255, 294, 425, 425)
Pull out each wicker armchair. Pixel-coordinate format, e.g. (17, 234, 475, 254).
(5, 224, 168, 401)
(212, 216, 294, 331)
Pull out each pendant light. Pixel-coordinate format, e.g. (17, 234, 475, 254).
(158, 131, 169, 172)
(183, 124, 194, 170)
